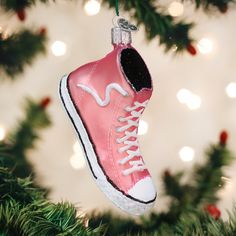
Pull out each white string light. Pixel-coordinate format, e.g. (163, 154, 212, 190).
(168, 1, 184, 17)
(84, 0, 101, 16)
(0, 125, 6, 141)
(197, 38, 213, 54)
(70, 141, 86, 170)
(172, 45, 178, 52)
(225, 82, 236, 98)
(221, 176, 233, 191)
(51, 41, 67, 57)
(186, 94, 201, 110)
(138, 120, 149, 136)
(177, 89, 192, 104)
(177, 89, 201, 110)
(0, 27, 10, 40)
(179, 146, 195, 162)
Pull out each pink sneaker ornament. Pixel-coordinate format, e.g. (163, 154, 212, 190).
(59, 18, 157, 215)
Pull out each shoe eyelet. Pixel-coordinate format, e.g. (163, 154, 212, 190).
(125, 107, 131, 112)
(118, 160, 122, 165)
(116, 127, 121, 133)
(118, 117, 123, 122)
(116, 138, 120, 144)
(118, 148, 123, 153)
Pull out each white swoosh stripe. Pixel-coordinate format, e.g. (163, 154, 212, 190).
(77, 83, 129, 107)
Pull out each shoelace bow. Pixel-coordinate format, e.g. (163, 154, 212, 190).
(116, 100, 149, 176)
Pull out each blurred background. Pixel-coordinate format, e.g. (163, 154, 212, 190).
(0, 0, 236, 219)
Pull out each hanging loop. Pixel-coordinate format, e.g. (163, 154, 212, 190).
(117, 18, 138, 31)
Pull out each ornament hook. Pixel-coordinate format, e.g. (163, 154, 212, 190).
(112, 16, 138, 32)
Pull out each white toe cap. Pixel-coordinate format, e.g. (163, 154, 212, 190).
(127, 177, 156, 202)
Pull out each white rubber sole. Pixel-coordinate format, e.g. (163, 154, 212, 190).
(59, 74, 155, 215)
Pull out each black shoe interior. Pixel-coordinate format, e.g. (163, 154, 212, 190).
(120, 48, 152, 92)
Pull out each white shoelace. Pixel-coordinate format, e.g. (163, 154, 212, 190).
(116, 100, 149, 176)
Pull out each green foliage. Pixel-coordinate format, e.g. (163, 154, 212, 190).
(192, 143, 234, 205)
(0, 98, 51, 178)
(89, 209, 236, 236)
(0, 168, 101, 236)
(103, 0, 193, 52)
(0, 29, 46, 77)
(154, 140, 235, 227)
(161, 142, 234, 211)
(102, 0, 235, 52)
(190, 0, 235, 12)
(0, 0, 49, 11)
(9, 98, 51, 152)
(89, 211, 142, 235)
(0, 167, 44, 204)
(168, 209, 236, 236)
(0, 0, 234, 13)
(0, 0, 235, 78)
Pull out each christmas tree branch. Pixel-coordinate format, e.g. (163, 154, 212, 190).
(162, 132, 234, 207)
(0, 168, 102, 235)
(0, 29, 46, 78)
(89, 208, 236, 235)
(188, 0, 235, 13)
(159, 131, 234, 224)
(1, 0, 234, 13)
(192, 132, 234, 205)
(103, 0, 194, 53)
(0, 97, 51, 178)
(89, 211, 142, 235)
(1, 0, 235, 57)
(0, 0, 49, 11)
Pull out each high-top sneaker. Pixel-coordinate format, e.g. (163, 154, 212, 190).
(59, 26, 157, 215)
